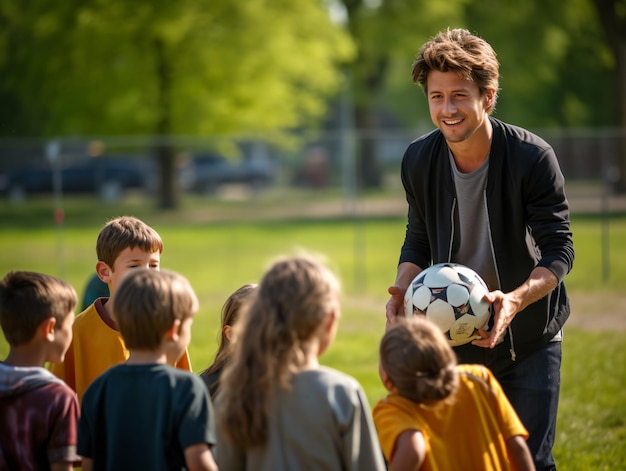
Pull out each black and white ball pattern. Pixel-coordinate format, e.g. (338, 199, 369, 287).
(404, 263, 492, 346)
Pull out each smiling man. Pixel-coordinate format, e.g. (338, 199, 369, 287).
(385, 28, 574, 471)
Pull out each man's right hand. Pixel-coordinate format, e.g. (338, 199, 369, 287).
(386, 262, 422, 328)
(386, 285, 405, 327)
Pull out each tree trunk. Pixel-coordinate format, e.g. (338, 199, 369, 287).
(593, 0, 626, 193)
(354, 105, 381, 188)
(154, 38, 179, 209)
(342, 0, 387, 190)
(350, 54, 389, 189)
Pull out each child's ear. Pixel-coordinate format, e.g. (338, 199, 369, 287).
(379, 365, 397, 393)
(96, 261, 112, 283)
(165, 319, 182, 341)
(223, 324, 233, 341)
(39, 317, 57, 342)
(324, 310, 338, 333)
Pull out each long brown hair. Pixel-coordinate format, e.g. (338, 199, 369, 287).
(217, 254, 340, 448)
(200, 283, 257, 377)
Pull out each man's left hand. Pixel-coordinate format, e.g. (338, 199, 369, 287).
(472, 290, 519, 349)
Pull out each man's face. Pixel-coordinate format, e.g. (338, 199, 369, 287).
(426, 70, 494, 144)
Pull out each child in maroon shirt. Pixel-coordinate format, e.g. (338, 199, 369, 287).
(0, 270, 80, 470)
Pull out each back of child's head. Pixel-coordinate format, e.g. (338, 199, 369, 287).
(111, 268, 198, 351)
(0, 271, 77, 346)
(381, 316, 459, 404)
(242, 254, 340, 376)
(96, 216, 163, 268)
(218, 254, 340, 447)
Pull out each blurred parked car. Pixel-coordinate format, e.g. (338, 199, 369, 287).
(0, 156, 155, 201)
(179, 153, 276, 194)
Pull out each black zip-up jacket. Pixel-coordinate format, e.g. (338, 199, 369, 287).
(399, 117, 575, 360)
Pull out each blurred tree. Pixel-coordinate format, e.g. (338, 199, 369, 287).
(592, 0, 626, 192)
(0, 1, 80, 137)
(464, 0, 615, 128)
(0, 0, 354, 208)
(463, 0, 622, 190)
(592, 0, 626, 126)
(378, 0, 617, 133)
(337, 0, 466, 188)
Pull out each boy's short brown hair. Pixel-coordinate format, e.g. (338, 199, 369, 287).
(380, 316, 459, 404)
(0, 271, 77, 346)
(112, 269, 198, 351)
(96, 216, 163, 268)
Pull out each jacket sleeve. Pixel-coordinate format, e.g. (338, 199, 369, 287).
(524, 145, 574, 282)
(398, 143, 433, 270)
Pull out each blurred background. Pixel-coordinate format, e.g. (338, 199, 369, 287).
(0, 0, 624, 208)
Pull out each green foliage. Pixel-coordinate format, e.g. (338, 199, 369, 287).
(340, 0, 467, 108)
(371, 0, 618, 129)
(463, 0, 615, 127)
(0, 0, 354, 137)
(1, 0, 620, 139)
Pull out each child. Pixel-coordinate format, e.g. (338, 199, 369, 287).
(49, 215, 191, 402)
(199, 283, 257, 398)
(373, 316, 535, 471)
(216, 254, 386, 471)
(0, 270, 80, 470)
(77, 268, 217, 471)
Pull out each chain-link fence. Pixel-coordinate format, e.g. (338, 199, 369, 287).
(1, 128, 625, 209)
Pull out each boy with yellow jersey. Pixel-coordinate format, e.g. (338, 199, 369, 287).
(49, 216, 191, 402)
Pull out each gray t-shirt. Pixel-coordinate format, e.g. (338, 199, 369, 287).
(216, 366, 386, 471)
(450, 151, 499, 291)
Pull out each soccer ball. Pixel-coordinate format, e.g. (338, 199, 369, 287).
(404, 263, 492, 346)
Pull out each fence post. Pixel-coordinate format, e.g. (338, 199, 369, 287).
(47, 140, 64, 278)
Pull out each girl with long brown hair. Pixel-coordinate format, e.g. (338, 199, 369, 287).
(216, 254, 385, 471)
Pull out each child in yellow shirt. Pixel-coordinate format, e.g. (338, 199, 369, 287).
(49, 216, 191, 402)
(374, 317, 535, 471)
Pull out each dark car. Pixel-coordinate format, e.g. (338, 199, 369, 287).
(180, 153, 276, 194)
(0, 156, 155, 201)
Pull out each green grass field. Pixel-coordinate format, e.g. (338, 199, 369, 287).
(0, 194, 625, 469)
